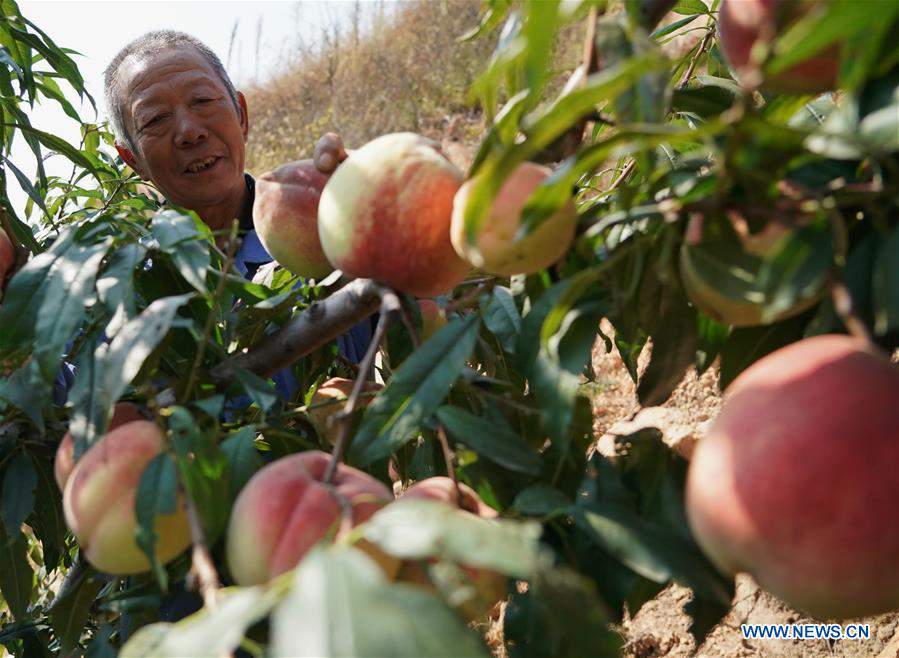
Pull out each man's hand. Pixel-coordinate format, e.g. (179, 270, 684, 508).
(313, 132, 349, 174)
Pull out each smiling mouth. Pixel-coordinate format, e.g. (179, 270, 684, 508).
(185, 156, 221, 174)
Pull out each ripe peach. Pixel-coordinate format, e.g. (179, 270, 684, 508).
(226, 450, 395, 585)
(0, 227, 14, 299)
(417, 299, 446, 341)
(451, 162, 577, 276)
(397, 477, 507, 619)
(718, 0, 840, 94)
(55, 402, 144, 491)
(63, 420, 191, 575)
(686, 335, 899, 619)
(307, 377, 383, 445)
(253, 159, 333, 279)
(317, 132, 470, 296)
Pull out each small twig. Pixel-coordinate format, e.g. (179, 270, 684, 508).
(185, 492, 221, 608)
(180, 220, 240, 403)
(677, 24, 715, 90)
(607, 159, 636, 192)
(828, 276, 873, 345)
(435, 424, 460, 500)
(446, 279, 495, 313)
(47, 552, 91, 611)
(323, 289, 400, 484)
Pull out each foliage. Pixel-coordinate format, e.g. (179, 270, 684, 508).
(0, 0, 898, 656)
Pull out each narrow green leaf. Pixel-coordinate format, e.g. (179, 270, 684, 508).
(49, 573, 104, 652)
(436, 405, 543, 475)
(0, 521, 34, 620)
(151, 210, 211, 293)
(1, 451, 36, 536)
(480, 285, 522, 353)
(134, 452, 179, 587)
(349, 315, 481, 466)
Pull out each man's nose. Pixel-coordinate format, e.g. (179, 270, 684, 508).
(173, 108, 207, 146)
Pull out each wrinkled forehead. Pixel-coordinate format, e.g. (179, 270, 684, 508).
(119, 46, 224, 111)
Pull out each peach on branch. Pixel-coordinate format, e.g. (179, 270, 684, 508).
(450, 162, 577, 276)
(253, 159, 333, 279)
(686, 335, 899, 619)
(317, 132, 470, 296)
(0, 227, 14, 295)
(396, 477, 507, 619)
(226, 450, 395, 586)
(55, 402, 144, 491)
(718, 0, 840, 94)
(62, 420, 191, 575)
(307, 377, 383, 445)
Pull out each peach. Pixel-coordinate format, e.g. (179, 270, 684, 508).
(686, 335, 899, 619)
(63, 420, 191, 575)
(307, 377, 383, 445)
(417, 299, 446, 341)
(253, 159, 333, 279)
(451, 162, 577, 276)
(718, 0, 840, 94)
(55, 402, 144, 491)
(397, 477, 507, 619)
(226, 450, 395, 585)
(0, 227, 13, 288)
(317, 132, 470, 296)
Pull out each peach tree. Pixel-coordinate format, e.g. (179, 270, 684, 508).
(1, 0, 898, 656)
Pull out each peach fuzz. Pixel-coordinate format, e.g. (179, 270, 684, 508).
(317, 132, 470, 297)
(451, 162, 577, 276)
(226, 450, 394, 586)
(686, 335, 899, 619)
(63, 420, 190, 575)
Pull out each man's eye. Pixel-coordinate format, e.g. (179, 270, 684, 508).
(141, 115, 166, 130)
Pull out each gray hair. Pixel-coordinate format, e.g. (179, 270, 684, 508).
(104, 30, 240, 154)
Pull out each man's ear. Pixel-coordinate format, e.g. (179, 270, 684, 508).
(237, 91, 249, 140)
(115, 143, 148, 180)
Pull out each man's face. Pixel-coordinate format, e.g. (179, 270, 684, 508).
(116, 46, 249, 213)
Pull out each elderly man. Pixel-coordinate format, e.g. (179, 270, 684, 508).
(103, 31, 371, 388)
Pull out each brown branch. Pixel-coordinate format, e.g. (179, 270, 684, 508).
(323, 289, 401, 484)
(185, 493, 221, 609)
(210, 278, 384, 386)
(435, 424, 458, 490)
(677, 25, 715, 90)
(828, 276, 873, 346)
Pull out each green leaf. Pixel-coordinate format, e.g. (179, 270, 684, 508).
(511, 484, 570, 517)
(0, 228, 77, 354)
(462, 54, 668, 246)
(436, 405, 543, 476)
(504, 566, 621, 658)
(873, 223, 899, 336)
(718, 313, 812, 390)
(134, 452, 179, 588)
(637, 288, 698, 406)
(671, 0, 708, 16)
(480, 285, 521, 353)
(363, 499, 541, 577)
(271, 546, 489, 658)
(67, 293, 193, 448)
(571, 503, 731, 604)
(1, 451, 36, 538)
(232, 366, 278, 413)
(151, 210, 211, 293)
(651, 13, 700, 39)
(28, 455, 66, 571)
(0, 521, 34, 620)
(121, 585, 284, 658)
(95, 242, 147, 336)
(0, 360, 51, 429)
(34, 237, 111, 382)
(221, 426, 262, 499)
(349, 315, 481, 466)
(49, 573, 104, 653)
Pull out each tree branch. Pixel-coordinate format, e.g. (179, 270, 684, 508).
(210, 278, 384, 386)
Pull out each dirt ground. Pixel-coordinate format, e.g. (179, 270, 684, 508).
(485, 324, 899, 658)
